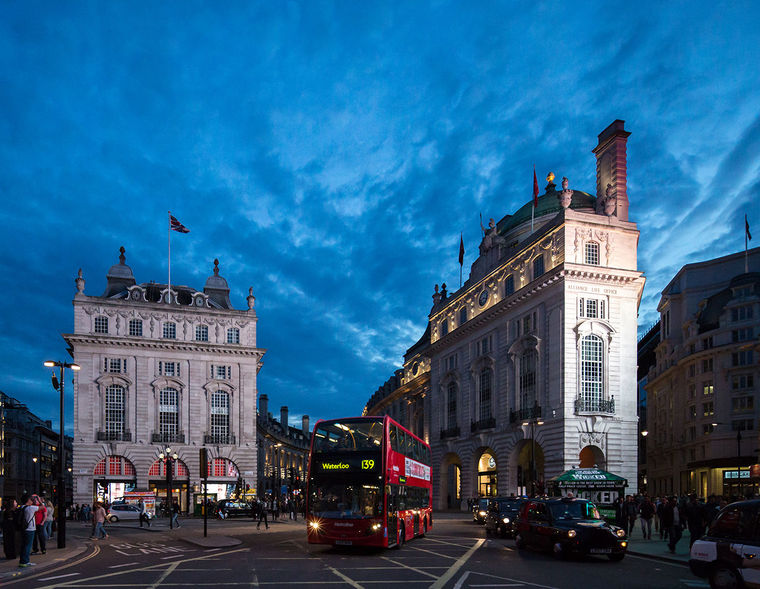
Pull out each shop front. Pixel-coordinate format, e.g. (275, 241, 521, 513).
(93, 456, 137, 504)
(148, 458, 190, 514)
(477, 451, 498, 497)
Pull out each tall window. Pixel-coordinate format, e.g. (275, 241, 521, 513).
(520, 350, 537, 408)
(533, 255, 544, 278)
(447, 381, 458, 429)
(580, 335, 604, 409)
(479, 368, 492, 421)
(211, 391, 230, 438)
(227, 328, 240, 344)
(95, 316, 109, 334)
(441, 319, 449, 336)
(585, 242, 600, 265)
(459, 307, 467, 325)
(163, 322, 176, 339)
(159, 388, 179, 437)
(105, 385, 125, 435)
(505, 274, 515, 296)
(128, 319, 142, 337)
(195, 325, 209, 341)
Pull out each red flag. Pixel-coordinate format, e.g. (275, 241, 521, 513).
(533, 166, 539, 208)
(459, 233, 464, 266)
(170, 215, 190, 233)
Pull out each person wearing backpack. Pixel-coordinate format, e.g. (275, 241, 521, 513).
(2, 499, 18, 559)
(18, 494, 41, 567)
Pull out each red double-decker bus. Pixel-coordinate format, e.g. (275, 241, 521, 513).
(306, 416, 432, 548)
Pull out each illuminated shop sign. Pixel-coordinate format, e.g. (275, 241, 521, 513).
(723, 470, 750, 480)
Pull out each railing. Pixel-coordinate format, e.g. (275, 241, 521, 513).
(96, 431, 132, 442)
(510, 404, 542, 423)
(151, 432, 185, 444)
(204, 433, 236, 445)
(440, 426, 460, 440)
(470, 417, 496, 432)
(575, 397, 615, 415)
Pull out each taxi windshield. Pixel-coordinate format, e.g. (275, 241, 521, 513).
(549, 501, 602, 521)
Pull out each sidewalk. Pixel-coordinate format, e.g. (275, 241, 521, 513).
(625, 526, 692, 564)
(0, 533, 89, 583)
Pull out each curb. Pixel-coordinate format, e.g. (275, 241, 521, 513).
(626, 548, 689, 565)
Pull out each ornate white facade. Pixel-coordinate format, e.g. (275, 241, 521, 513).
(65, 250, 264, 509)
(365, 120, 645, 509)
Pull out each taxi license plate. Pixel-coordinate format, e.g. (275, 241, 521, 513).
(589, 548, 611, 554)
(335, 540, 353, 546)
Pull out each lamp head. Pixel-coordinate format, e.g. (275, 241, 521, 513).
(641, 430, 648, 437)
(43, 361, 55, 368)
(71, 364, 81, 371)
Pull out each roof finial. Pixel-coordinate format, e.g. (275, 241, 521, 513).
(247, 287, 256, 310)
(213, 258, 220, 276)
(75, 268, 85, 294)
(119, 246, 126, 265)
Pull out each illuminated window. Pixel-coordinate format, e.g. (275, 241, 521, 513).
(159, 388, 179, 437)
(211, 391, 230, 438)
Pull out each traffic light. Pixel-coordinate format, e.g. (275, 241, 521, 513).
(199, 448, 208, 478)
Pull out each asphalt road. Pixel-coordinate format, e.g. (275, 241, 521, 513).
(4, 515, 702, 589)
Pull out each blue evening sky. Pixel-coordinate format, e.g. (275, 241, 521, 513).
(1, 2, 758, 432)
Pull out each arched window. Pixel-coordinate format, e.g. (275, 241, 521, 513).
(94, 455, 135, 477)
(105, 385, 125, 436)
(585, 242, 600, 265)
(159, 388, 179, 439)
(210, 457, 239, 478)
(520, 350, 537, 409)
(210, 391, 230, 442)
(479, 368, 492, 421)
(580, 335, 604, 410)
(447, 381, 458, 429)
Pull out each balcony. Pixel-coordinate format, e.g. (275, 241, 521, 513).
(151, 432, 186, 444)
(440, 426, 460, 440)
(510, 404, 542, 423)
(96, 431, 132, 442)
(575, 397, 615, 415)
(471, 417, 496, 432)
(204, 433, 236, 445)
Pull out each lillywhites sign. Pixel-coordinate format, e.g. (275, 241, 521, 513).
(405, 457, 431, 481)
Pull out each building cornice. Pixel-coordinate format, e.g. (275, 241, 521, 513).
(74, 295, 254, 318)
(63, 333, 266, 357)
(367, 373, 430, 415)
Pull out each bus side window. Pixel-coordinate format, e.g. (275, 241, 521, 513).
(397, 430, 405, 456)
(398, 487, 406, 511)
(390, 426, 398, 452)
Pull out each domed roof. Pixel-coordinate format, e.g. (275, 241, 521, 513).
(697, 272, 760, 333)
(103, 246, 136, 297)
(203, 259, 232, 309)
(498, 183, 596, 235)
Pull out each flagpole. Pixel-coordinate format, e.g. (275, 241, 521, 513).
(531, 204, 535, 234)
(168, 210, 172, 304)
(746, 214, 749, 274)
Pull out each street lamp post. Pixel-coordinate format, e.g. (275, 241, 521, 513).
(159, 447, 178, 529)
(522, 416, 544, 497)
(32, 456, 39, 492)
(43, 360, 80, 550)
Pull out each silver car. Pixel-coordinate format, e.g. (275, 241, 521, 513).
(107, 503, 151, 522)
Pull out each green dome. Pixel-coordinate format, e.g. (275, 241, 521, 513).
(497, 185, 596, 235)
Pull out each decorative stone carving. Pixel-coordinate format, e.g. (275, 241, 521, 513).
(579, 431, 606, 452)
(432, 284, 441, 306)
(76, 268, 85, 293)
(247, 287, 256, 310)
(479, 217, 505, 255)
(559, 177, 573, 209)
(596, 183, 617, 216)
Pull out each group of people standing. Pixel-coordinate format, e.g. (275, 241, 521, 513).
(1, 494, 55, 567)
(615, 493, 725, 553)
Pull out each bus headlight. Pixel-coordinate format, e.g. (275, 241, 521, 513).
(502, 517, 510, 524)
(567, 530, 576, 538)
(309, 521, 321, 531)
(616, 529, 626, 538)
(479, 511, 487, 517)
(371, 522, 382, 532)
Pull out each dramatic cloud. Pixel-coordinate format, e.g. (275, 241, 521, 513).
(1, 1, 758, 430)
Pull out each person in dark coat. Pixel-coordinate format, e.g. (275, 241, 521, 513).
(614, 496, 625, 529)
(656, 498, 668, 540)
(685, 494, 705, 547)
(662, 496, 683, 554)
(1, 499, 18, 559)
(623, 495, 639, 536)
(639, 496, 656, 539)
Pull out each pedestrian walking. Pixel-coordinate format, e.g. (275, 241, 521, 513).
(685, 494, 705, 547)
(639, 496, 655, 539)
(91, 502, 108, 539)
(273, 497, 280, 521)
(18, 494, 41, 568)
(1, 499, 18, 559)
(137, 499, 151, 528)
(623, 495, 638, 536)
(256, 498, 269, 530)
(171, 501, 180, 528)
(663, 496, 682, 554)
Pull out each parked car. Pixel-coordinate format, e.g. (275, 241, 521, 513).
(216, 500, 253, 518)
(485, 497, 526, 538)
(690, 499, 760, 589)
(515, 497, 627, 561)
(107, 503, 151, 522)
(472, 498, 490, 524)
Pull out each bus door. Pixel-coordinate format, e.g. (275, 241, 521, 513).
(386, 486, 397, 545)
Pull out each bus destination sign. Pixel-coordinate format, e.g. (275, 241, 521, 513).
(314, 453, 380, 474)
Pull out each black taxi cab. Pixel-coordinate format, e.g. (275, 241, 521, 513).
(472, 498, 490, 524)
(485, 497, 525, 538)
(515, 497, 627, 561)
(690, 499, 760, 589)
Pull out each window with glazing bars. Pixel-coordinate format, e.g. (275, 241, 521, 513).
(447, 381, 457, 429)
(505, 274, 515, 296)
(227, 328, 240, 344)
(479, 368, 492, 421)
(163, 322, 176, 339)
(533, 255, 544, 278)
(195, 325, 209, 341)
(105, 385, 125, 435)
(520, 350, 537, 408)
(210, 391, 230, 437)
(580, 335, 604, 408)
(585, 242, 600, 265)
(159, 388, 179, 437)
(95, 316, 108, 334)
(129, 319, 142, 337)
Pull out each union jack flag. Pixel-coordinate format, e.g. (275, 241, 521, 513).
(170, 214, 189, 233)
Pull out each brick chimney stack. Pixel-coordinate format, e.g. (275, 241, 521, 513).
(280, 406, 289, 430)
(302, 415, 310, 436)
(592, 120, 631, 221)
(259, 394, 268, 418)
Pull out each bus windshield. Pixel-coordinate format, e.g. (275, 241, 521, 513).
(312, 419, 384, 453)
(309, 480, 382, 519)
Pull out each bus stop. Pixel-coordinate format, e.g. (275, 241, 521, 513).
(548, 467, 627, 520)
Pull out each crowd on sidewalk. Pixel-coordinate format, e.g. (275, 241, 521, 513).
(1, 493, 56, 568)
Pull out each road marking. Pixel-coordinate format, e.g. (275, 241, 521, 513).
(454, 571, 560, 589)
(406, 545, 460, 560)
(37, 573, 81, 581)
(380, 556, 438, 579)
(431, 539, 485, 589)
(161, 554, 186, 560)
(147, 561, 180, 589)
(424, 537, 477, 549)
(108, 562, 139, 569)
(328, 566, 364, 589)
(626, 553, 689, 567)
(2, 545, 100, 587)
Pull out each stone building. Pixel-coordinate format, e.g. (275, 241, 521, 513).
(256, 394, 311, 499)
(646, 248, 760, 498)
(365, 120, 645, 509)
(64, 248, 264, 510)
